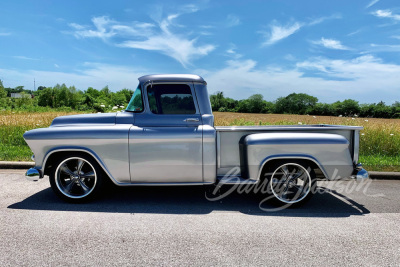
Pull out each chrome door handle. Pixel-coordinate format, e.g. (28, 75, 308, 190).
(184, 118, 199, 122)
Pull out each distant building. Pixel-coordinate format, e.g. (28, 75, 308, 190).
(10, 93, 33, 98)
(10, 93, 22, 98)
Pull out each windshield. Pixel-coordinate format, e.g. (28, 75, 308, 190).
(126, 84, 143, 112)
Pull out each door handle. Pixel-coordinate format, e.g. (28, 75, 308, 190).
(184, 118, 199, 122)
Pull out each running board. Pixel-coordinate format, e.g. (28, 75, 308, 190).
(217, 176, 259, 185)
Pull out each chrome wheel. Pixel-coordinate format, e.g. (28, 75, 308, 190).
(55, 157, 97, 199)
(270, 163, 312, 204)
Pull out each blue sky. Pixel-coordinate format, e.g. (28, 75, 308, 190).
(1, 0, 400, 103)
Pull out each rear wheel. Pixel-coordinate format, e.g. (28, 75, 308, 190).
(263, 160, 317, 207)
(49, 154, 105, 203)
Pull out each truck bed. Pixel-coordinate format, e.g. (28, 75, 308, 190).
(215, 124, 363, 177)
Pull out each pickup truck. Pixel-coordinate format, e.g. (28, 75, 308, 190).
(24, 74, 369, 206)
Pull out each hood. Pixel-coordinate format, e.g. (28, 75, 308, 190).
(50, 113, 117, 127)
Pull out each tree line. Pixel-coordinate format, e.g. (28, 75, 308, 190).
(0, 80, 133, 113)
(210, 92, 400, 118)
(0, 80, 399, 118)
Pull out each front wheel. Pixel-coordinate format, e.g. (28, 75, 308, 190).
(263, 161, 317, 207)
(49, 154, 105, 203)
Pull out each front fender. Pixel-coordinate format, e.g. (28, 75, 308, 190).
(23, 125, 132, 184)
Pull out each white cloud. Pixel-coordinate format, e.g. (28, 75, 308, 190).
(67, 11, 215, 67)
(118, 12, 215, 67)
(372, 9, 400, 20)
(0, 32, 11, 36)
(225, 44, 242, 59)
(262, 21, 302, 46)
(0, 63, 146, 91)
(312, 38, 350, 50)
(370, 43, 400, 52)
(347, 29, 362, 36)
(226, 14, 241, 27)
(308, 14, 342, 26)
(13, 56, 39, 60)
(202, 55, 400, 104)
(68, 23, 86, 30)
(54, 64, 60, 68)
(366, 0, 380, 9)
(261, 15, 340, 46)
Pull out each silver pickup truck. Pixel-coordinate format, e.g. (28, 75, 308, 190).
(24, 74, 368, 206)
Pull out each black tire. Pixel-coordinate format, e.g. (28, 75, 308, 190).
(260, 160, 317, 208)
(49, 153, 105, 203)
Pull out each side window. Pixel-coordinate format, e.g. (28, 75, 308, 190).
(147, 84, 196, 114)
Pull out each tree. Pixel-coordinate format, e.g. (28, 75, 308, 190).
(38, 87, 55, 107)
(0, 80, 7, 107)
(392, 102, 400, 118)
(333, 99, 360, 116)
(247, 94, 265, 113)
(275, 93, 318, 114)
(0, 80, 6, 98)
(210, 91, 226, 111)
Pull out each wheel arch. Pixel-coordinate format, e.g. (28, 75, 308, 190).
(42, 148, 118, 184)
(258, 154, 328, 181)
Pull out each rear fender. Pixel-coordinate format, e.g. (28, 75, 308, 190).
(243, 132, 353, 180)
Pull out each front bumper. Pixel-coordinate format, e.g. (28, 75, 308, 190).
(352, 163, 369, 181)
(25, 168, 42, 182)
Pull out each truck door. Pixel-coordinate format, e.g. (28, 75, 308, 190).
(129, 83, 203, 183)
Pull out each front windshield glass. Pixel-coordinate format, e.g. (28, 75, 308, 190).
(126, 84, 143, 112)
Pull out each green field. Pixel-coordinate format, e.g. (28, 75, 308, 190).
(1, 111, 399, 172)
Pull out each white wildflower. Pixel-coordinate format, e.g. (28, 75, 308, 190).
(100, 104, 105, 108)
(390, 134, 394, 136)
(365, 120, 368, 122)
(361, 133, 365, 136)
(352, 118, 355, 120)
(298, 122, 303, 125)
(112, 106, 118, 110)
(313, 116, 316, 118)
(120, 106, 124, 109)
(339, 115, 342, 117)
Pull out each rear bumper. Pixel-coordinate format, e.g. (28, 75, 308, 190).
(352, 163, 369, 181)
(25, 168, 42, 182)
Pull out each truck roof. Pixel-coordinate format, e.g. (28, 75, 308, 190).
(138, 74, 205, 84)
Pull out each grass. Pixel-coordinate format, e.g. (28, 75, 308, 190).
(0, 110, 84, 161)
(0, 110, 399, 171)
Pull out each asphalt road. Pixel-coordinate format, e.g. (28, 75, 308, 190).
(1, 170, 400, 266)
